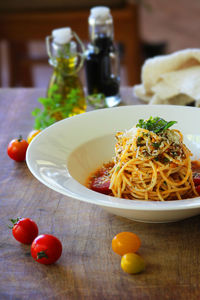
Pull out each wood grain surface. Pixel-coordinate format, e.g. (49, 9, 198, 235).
(0, 88, 200, 300)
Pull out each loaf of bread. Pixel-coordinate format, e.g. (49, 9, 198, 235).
(134, 49, 200, 106)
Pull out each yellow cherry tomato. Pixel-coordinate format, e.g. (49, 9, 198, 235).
(112, 232, 141, 256)
(27, 130, 41, 144)
(121, 253, 145, 274)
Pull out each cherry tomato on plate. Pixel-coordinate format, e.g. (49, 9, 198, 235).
(195, 185, 200, 195)
(27, 129, 41, 144)
(193, 173, 200, 194)
(121, 253, 145, 274)
(90, 176, 111, 194)
(10, 217, 39, 245)
(89, 164, 113, 195)
(31, 234, 62, 265)
(112, 232, 141, 256)
(7, 136, 29, 162)
(193, 173, 200, 186)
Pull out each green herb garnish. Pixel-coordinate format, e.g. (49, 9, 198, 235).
(154, 155, 169, 164)
(136, 117, 177, 133)
(87, 93, 108, 109)
(136, 136, 144, 146)
(137, 136, 142, 143)
(152, 142, 161, 149)
(163, 157, 170, 163)
(32, 84, 81, 129)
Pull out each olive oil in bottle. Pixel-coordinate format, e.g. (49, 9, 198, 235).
(46, 27, 86, 121)
(85, 6, 121, 107)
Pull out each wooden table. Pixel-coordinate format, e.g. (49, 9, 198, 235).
(1, 87, 200, 300)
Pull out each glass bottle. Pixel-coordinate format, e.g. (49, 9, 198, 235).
(85, 6, 121, 108)
(46, 27, 86, 121)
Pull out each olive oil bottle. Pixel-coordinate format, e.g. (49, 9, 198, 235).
(46, 27, 86, 121)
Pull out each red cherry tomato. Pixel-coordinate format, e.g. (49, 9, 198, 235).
(11, 218, 39, 245)
(7, 136, 28, 162)
(90, 176, 111, 194)
(31, 234, 62, 265)
(193, 173, 200, 186)
(112, 232, 141, 256)
(195, 185, 200, 195)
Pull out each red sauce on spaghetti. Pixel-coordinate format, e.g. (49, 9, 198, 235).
(87, 160, 200, 197)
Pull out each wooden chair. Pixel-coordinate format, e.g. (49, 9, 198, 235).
(0, 1, 141, 86)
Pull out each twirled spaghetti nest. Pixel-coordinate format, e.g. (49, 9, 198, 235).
(109, 127, 198, 201)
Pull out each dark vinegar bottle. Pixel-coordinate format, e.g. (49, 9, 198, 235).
(85, 6, 121, 107)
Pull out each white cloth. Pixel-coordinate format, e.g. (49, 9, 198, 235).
(133, 49, 200, 106)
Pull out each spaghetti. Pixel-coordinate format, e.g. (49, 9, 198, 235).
(88, 117, 199, 201)
(109, 118, 198, 201)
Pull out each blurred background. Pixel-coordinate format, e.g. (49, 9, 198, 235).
(1, 0, 200, 88)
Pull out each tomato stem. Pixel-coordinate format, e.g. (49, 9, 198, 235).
(18, 135, 23, 142)
(9, 217, 21, 229)
(37, 251, 48, 260)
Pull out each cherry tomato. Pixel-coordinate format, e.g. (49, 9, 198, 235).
(193, 173, 200, 186)
(195, 185, 200, 195)
(31, 234, 62, 265)
(121, 253, 145, 274)
(7, 136, 28, 162)
(27, 129, 41, 144)
(112, 232, 141, 256)
(10, 217, 39, 245)
(89, 164, 113, 195)
(90, 176, 111, 194)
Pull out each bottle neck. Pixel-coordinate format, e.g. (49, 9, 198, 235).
(89, 21, 114, 44)
(48, 41, 80, 76)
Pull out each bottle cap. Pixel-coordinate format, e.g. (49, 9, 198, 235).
(52, 27, 72, 44)
(90, 6, 111, 23)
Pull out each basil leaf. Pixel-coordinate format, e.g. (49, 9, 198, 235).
(136, 117, 177, 133)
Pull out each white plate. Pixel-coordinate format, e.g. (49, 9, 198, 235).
(26, 105, 200, 223)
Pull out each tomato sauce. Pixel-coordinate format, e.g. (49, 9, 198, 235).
(191, 160, 200, 174)
(87, 160, 200, 197)
(191, 161, 200, 194)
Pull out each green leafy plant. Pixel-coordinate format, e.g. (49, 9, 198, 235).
(136, 117, 177, 133)
(32, 84, 81, 129)
(87, 93, 108, 109)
